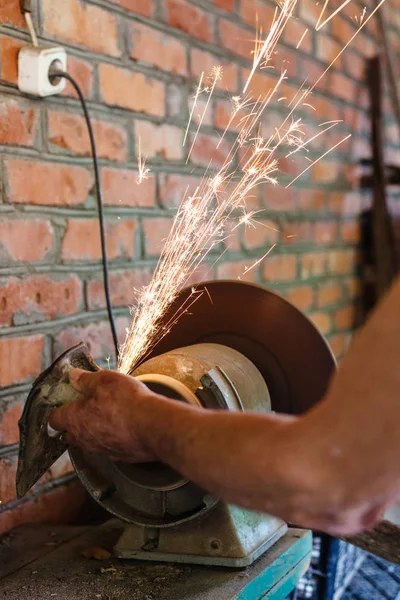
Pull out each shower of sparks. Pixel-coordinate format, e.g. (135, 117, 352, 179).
(137, 136, 150, 184)
(118, 0, 387, 374)
(244, 0, 297, 92)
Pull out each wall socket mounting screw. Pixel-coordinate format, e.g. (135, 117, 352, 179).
(18, 46, 67, 97)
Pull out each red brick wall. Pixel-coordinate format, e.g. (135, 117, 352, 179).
(0, 0, 397, 533)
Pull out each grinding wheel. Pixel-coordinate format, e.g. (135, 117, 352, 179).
(143, 280, 336, 415)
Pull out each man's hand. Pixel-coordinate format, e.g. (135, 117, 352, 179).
(49, 369, 160, 463)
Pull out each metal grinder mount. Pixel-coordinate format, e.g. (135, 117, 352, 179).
(16, 281, 335, 567)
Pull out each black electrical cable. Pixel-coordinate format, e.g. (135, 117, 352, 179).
(50, 69, 119, 362)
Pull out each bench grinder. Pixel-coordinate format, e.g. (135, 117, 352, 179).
(16, 281, 335, 567)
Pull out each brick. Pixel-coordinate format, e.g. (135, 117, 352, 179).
(335, 305, 356, 330)
(0, 335, 44, 387)
(263, 254, 297, 282)
(243, 220, 279, 249)
(168, 82, 185, 118)
(0, 36, 24, 84)
(219, 20, 253, 59)
(330, 72, 356, 103)
(316, 35, 342, 65)
(214, 0, 235, 11)
(0, 456, 17, 505)
(310, 311, 332, 335)
(329, 192, 362, 216)
(131, 23, 187, 75)
(0, 275, 82, 327)
(328, 249, 357, 274)
(189, 95, 213, 127)
(332, 14, 355, 44)
(0, 399, 24, 446)
(189, 133, 231, 169)
(136, 120, 184, 161)
(241, 0, 275, 33)
(166, 0, 211, 42)
(299, 0, 321, 26)
(0, 0, 25, 27)
(308, 96, 339, 121)
(282, 221, 312, 245)
(297, 189, 325, 211)
(261, 186, 295, 211)
(6, 160, 93, 206)
(317, 281, 343, 307)
(55, 318, 128, 361)
(0, 483, 85, 537)
(102, 168, 156, 207)
(301, 58, 329, 90)
(344, 50, 365, 80)
(312, 161, 340, 184)
(353, 31, 376, 57)
(241, 69, 278, 98)
(87, 270, 153, 310)
(49, 111, 128, 162)
(300, 253, 328, 278)
(0, 98, 39, 147)
(286, 285, 314, 311)
(62, 219, 136, 261)
(217, 260, 257, 282)
(42, 0, 121, 57)
(99, 65, 165, 117)
(215, 100, 241, 131)
(190, 49, 238, 93)
(159, 174, 203, 208)
(341, 220, 361, 243)
(314, 222, 338, 244)
(0, 220, 54, 263)
(61, 56, 93, 99)
(143, 218, 173, 255)
(114, 0, 152, 15)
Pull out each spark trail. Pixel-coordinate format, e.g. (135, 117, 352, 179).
(118, 0, 386, 374)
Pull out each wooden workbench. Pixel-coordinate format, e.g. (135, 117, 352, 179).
(0, 521, 311, 599)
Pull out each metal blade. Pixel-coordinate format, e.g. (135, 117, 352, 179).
(16, 343, 99, 498)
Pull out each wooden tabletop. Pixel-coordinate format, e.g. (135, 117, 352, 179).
(0, 520, 311, 600)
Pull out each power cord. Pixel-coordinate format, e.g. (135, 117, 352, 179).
(20, 0, 38, 47)
(49, 68, 119, 362)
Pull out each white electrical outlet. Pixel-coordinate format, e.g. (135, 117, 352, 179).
(18, 45, 67, 97)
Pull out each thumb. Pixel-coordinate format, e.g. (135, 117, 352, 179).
(69, 368, 101, 396)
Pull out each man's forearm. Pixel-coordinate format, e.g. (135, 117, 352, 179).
(135, 277, 400, 535)
(135, 393, 358, 533)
